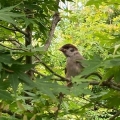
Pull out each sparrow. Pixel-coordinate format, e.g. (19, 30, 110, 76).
(59, 44, 84, 86)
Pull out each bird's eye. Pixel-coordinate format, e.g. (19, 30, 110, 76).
(70, 49, 74, 52)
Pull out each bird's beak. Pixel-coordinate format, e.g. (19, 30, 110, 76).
(59, 48, 66, 52)
(59, 47, 63, 51)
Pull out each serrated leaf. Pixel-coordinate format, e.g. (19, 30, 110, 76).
(0, 89, 12, 101)
(17, 72, 36, 87)
(0, 13, 17, 25)
(11, 64, 35, 72)
(71, 83, 93, 96)
(36, 76, 69, 98)
(0, 54, 14, 64)
(81, 55, 102, 75)
(0, 4, 20, 12)
(103, 57, 120, 68)
(0, 80, 9, 90)
(0, 7, 24, 24)
(0, 3, 24, 24)
(8, 74, 19, 93)
(72, 76, 91, 84)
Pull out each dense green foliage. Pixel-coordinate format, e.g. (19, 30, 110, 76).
(0, 0, 120, 120)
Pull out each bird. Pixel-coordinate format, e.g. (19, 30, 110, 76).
(59, 44, 84, 86)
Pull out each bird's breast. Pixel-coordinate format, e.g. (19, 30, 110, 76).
(66, 57, 82, 78)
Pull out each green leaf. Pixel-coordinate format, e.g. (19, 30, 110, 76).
(8, 74, 19, 93)
(114, 44, 120, 54)
(0, 63, 2, 71)
(71, 83, 93, 96)
(86, 0, 106, 7)
(0, 13, 17, 25)
(32, 47, 45, 52)
(0, 5, 24, 24)
(0, 54, 14, 64)
(0, 79, 10, 90)
(113, 68, 120, 83)
(103, 57, 120, 68)
(11, 64, 35, 72)
(17, 72, 36, 87)
(81, 55, 102, 75)
(0, 3, 20, 12)
(35, 76, 57, 99)
(35, 76, 69, 99)
(0, 89, 12, 101)
(102, 68, 114, 81)
(72, 76, 91, 84)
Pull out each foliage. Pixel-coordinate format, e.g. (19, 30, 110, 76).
(0, 0, 120, 120)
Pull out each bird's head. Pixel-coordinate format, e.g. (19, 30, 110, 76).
(59, 44, 78, 57)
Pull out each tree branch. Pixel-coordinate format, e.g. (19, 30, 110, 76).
(84, 72, 102, 80)
(12, 24, 27, 36)
(0, 38, 22, 47)
(109, 110, 120, 120)
(0, 24, 27, 36)
(0, 25, 16, 32)
(43, 0, 61, 51)
(31, 69, 46, 77)
(2, 109, 22, 119)
(88, 80, 120, 91)
(34, 55, 68, 81)
(54, 92, 64, 120)
(0, 43, 26, 51)
(111, 80, 120, 88)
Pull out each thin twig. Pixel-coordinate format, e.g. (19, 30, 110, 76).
(0, 43, 26, 51)
(34, 55, 68, 81)
(109, 110, 120, 120)
(12, 24, 27, 36)
(54, 92, 64, 120)
(111, 81, 120, 88)
(0, 39, 22, 46)
(0, 25, 15, 32)
(31, 69, 46, 77)
(9, 38, 22, 46)
(31, 69, 67, 81)
(84, 72, 102, 80)
(2, 110, 22, 119)
(84, 80, 120, 91)
(0, 24, 27, 36)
